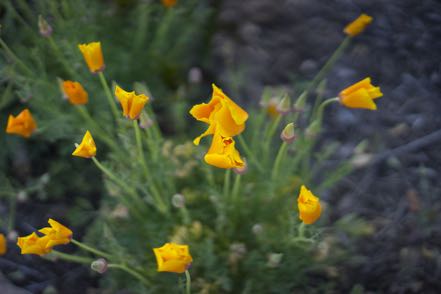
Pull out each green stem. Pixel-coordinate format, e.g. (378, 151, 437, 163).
(237, 135, 264, 172)
(47, 36, 77, 78)
(223, 169, 231, 199)
(71, 239, 112, 259)
(49, 250, 93, 264)
(263, 115, 282, 166)
(108, 263, 149, 286)
(231, 174, 241, 205)
(98, 72, 120, 121)
(305, 37, 351, 94)
(315, 97, 339, 124)
(271, 142, 288, 181)
(297, 222, 306, 238)
(0, 38, 33, 75)
(185, 270, 191, 294)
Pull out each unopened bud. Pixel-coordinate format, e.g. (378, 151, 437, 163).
(139, 112, 153, 129)
(233, 158, 247, 175)
(267, 253, 283, 268)
(38, 15, 53, 38)
(305, 120, 321, 139)
(91, 258, 108, 274)
(7, 230, 18, 241)
(252, 224, 263, 235)
(280, 123, 296, 144)
(17, 191, 28, 203)
(40, 173, 50, 185)
(276, 94, 291, 115)
(172, 193, 185, 208)
(294, 90, 308, 112)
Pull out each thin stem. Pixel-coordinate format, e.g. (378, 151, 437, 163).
(231, 174, 241, 205)
(297, 222, 306, 238)
(49, 250, 93, 264)
(223, 169, 231, 199)
(0, 38, 33, 75)
(315, 97, 339, 124)
(185, 270, 191, 294)
(305, 37, 351, 94)
(271, 142, 288, 181)
(263, 115, 282, 166)
(98, 72, 120, 121)
(237, 135, 264, 172)
(108, 263, 149, 286)
(47, 36, 77, 78)
(71, 239, 112, 259)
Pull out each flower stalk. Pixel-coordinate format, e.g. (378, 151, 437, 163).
(98, 72, 120, 121)
(71, 239, 112, 260)
(185, 270, 192, 294)
(108, 263, 150, 286)
(271, 142, 288, 181)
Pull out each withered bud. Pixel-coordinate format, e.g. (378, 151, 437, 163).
(139, 112, 153, 129)
(233, 158, 247, 175)
(280, 123, 296, 144)
(38, 15, 53, 38)
(172, 193, 185, 208)
(276, 94, 291, 115)
(91, 258, 108, 274)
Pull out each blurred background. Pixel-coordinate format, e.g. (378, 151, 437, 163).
(1, 0, 441, 293)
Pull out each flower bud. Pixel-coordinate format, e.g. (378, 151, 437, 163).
(7, 230, 18, 241)
(38, 15, 53, 38)
(172, 193, 185, 208)
(139, 112, 153, 129)
(252, 224, 263, 235)
(305, 120, 321, 139)
(276, 94, 291, 115)
(267, 253, 283, 268)
(17, 191, 28, 203)
(294, 90, 308, 112)
(280, 123, 296, 144)
(233, 158, 247, 175)
(91, 258, 108, 274)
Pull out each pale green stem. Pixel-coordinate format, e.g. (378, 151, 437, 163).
(271, 142, 288, 181)
(263, 115, 282, 166)
(315, 97, 339, 124)
(71, 239, 112, 259)
(49, 250, 93, 264)
(305, 37, 351, 94)
(98, 72, 120, 121)
(108, 263, 149, 286)
(47, 36, 77, 78)
(185, 270, 192, 294)
(237, 135, 264, 172)
(231, 174, 241, 205)
(0, 38, 33, 75)
(223, 169, 231, 199)
(297, 222, 306, 238)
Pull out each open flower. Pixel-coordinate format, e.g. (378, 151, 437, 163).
(6, 109, 37, 138)
(153, 243, 192, 273)
(78, 42, 105, 73)
(297, 185, 321, 224)
(204, 133, 244, 169)
(344, 14, 373, 37)
(62, 81, 89, 105)
(72, 130, 97, 158)
(338, 77, 383, 110)
(189, 84, 248, 145)
(38, 218, 73, 248)
(114, 85, 149, 120)
(161, 0, 177, 8)
(0, 234, 6, 255)
(17, 232, 51, 255)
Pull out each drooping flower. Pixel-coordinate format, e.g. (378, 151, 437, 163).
(338, 77, 383, 110)
(72, 130, 97, 158)
(161, 0, 177, 8)
(38, 218, 73, 248)
(114, 85, 149, 120)
(17, 232, 51, 255)
(62, 80, 89, 105)
(204, 133, 244, 169)
(189, 84, 248, 145)
(297, 185, 321, 225)
(0, 233, 6, 255)
(344, 14, 373, 37)
(6, 109, 37, 138)
(153, 243, 192, 273)
(78, 42, 105, 73)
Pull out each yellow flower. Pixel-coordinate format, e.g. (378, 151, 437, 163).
(6, 109, 37, 138)
(0, 233, 6, 255)
(72, 130, 97, 158)
(78, 42, 105, 73)
(338, 77, 383, 110)
(153, 243, 193, 273)
(204, 133, 244, 169)
(189, 84, 248, 145)
(114, 85, 149, 120)
(17, 232, 51, 255)
(297, 185, 321, 225)
(161, 0, 177, 7)
(63, 80, 89, 105)
(38, 218, 73, 248)
(344, 14, 373, 37)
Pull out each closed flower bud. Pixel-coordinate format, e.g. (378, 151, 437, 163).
(139, 112, 153, 129)
(38, 15, 52, 38)
(305, 120, 321, 139)
(267, 253, 283, 268)
(280, 123, 296, 144)
(252, 224, 263, 235)
(7, 230, 18, 242)
(0, 234, 6, 255)
(172, 193, 185, 208)
(17, 191, 28, 203)
(276, 94, 291, 115)
(91, 258, 108, 274)
(344, 14, 373, 37)
(294, 90, 308, 112)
